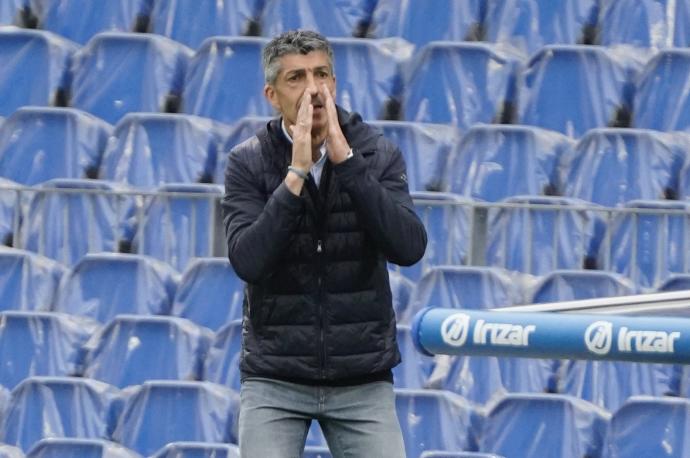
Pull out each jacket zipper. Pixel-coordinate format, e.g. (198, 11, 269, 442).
(316, 238, 326, 379)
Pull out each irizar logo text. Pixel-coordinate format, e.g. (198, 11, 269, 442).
(440, 313, 536, 348)
(584, 320, 680, 355)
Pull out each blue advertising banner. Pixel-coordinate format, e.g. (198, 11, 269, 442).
(411, 307, 690, 364)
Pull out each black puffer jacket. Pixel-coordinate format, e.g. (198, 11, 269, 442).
(222, 107, 427, 383)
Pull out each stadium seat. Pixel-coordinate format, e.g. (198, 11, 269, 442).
(302, 447, 331, 458)
(389, 269, 414, 320)
(561, 128, 685, 206)
(0, 107, 111, 185)
(0, 247, 66, 312)
(393, 325, 434, 389)
(401, 192, 473, 281)
(1, 376, 121, 452)
(369, 121, 460, 192)
(603, 396, 690, 458)
(259, 0, 375, 38)
(0, 444, 23, 458)
(29, 0, 150, 45)
(53, 253, 179, 323)
(111, 380, 239, 456)
(26, 438, 142, 458)
(0, 311, 98, 389)
(485, 0, 599, 55)
(599, 200, 690, 289)
(150, 442, 239, 458)
(446, 125, 572, 201)
(0, 27, 76, 116)
(403, 42, 523, 129)
(149, 0, 259, 49)
(530, 269, 636, 303)
(171, 258, 244, 331)
(101, 113, 221, 189)
(600, 0, 690, 48)
(329, 37, 408, 121)
(657, 273, 690, 292)
(215, 116, 271, 184)
(202, 320, 241, 391)
(131, 184, 223, 271)
(486, 195, 606, 274)
(0, 1, 24, 26)
(519, 45, 636, 138)
(20, 179, 132, 266)
(395, 389, 479, 458)
(480, 393, 610, 458)
(368, 0, 485, 46)
(182, 37, 272, 125)
(0, 178, 18, 246)
(70, 33, 192, 125)
(81, 314, 213, 388)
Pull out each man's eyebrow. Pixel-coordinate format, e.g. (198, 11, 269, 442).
(284, 68, 305, 78)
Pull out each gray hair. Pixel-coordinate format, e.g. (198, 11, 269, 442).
(262, 30, 334, 85)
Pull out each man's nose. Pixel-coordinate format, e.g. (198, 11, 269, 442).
(305, 72, 318, 95)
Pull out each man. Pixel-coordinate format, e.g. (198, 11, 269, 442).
(222, 30, 427, 457)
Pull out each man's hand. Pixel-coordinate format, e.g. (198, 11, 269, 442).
(285, 92, 313, 195)
(320, 83, 351, 164)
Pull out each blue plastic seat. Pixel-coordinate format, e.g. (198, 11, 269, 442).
(0, 178, 18, 246)
(603, 396, 690, 457)
(215, 116, 271, 184)
(481, 393, 610, 458)
(0, 444, 23, 458)
(562, 129, 685, 207)
(486, 195, 606, 274)
(600, 0, 690, 48)
(446, 125, 572, 201)
(172, 258, 244, 331)
(402, 192, 473, 281)
(519, 45, 635, 138)
(369, 121, 460, 192)
(368, 0, 485, 46)
(20, 179, 132, 266)
(26, 438, 142, 458)
(0, 107, 111, 185)
(53, 253, 179, 323)
(202, 320, 241, 391)
(0, 247, 66, 312)
(658, 274, 690, 292)
(259, 0, 375, 38)
(394, 325, 434, 389)
(634, 49, 690, 132)
(530, 269, 635, 303)
(149, 0, 258, 50)
(70, 33, 192, 125)
(388, 269, 413, 320)
(0, 311, 98, 389)
(403, 42, 523, 130)
(29, 0, 149, 45)
(0, 1, 24, 25)
(101, 113, 221, 189)
(395, 389, 478, 458)
(1, 376, 121, 452)
(150, 442, 239, 458)
(0, 27, 76, 116)
(111, 380, 239, 456)
(302, 447, 331, 458)
(182, 37, 272, 125)
(599, 200, 690, 289)
(82, 314, 212, 389)
(132, 184, 223, 271)
(485, 0, 599, 55)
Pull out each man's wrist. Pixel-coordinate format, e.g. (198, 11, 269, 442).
(287, 165, 309, 180)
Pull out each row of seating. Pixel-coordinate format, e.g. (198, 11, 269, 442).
(5, 108, 690, 208)
(0, 376, 685, 458)
(6, 25, 690, 134)
(5, 0, 690, 53)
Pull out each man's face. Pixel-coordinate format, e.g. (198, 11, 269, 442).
(264, 50, 336, 144)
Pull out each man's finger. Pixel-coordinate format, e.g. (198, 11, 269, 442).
(320, 84, 338, 124)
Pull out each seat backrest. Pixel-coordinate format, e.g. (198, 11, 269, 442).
(393, 325, 434, 389)
(202, 320, 242, 391)
(259, 0, 374, 38)
(82, 314, 213, 388)
(0, 444, 24, 458)
(26, 438, 142, 458)
(1, 376, 121, 452)
(215, 116, 271, 184)
(0, 27, 76, 116)
(172, 258, 244, 331)
(71, 33, 192, 124)
(101, 113, 221, 189)
(112, 381, 239, 456)
(530, 269, 636, 304)
(0, 107, 111, 185)
(0, 311, 98, 389)
(447, 124, 572, 201)
(600, 0, 690, 48)
(0, 1, 24, 26)
(0, 247, 66, 312)
(54, 253, 179, 323)
(149, 441, 239, 458)
(182, 37, 272, 125)
(403, 42, 523, 129)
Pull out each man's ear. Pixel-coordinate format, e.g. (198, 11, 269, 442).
(264, 84, 280, 111)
